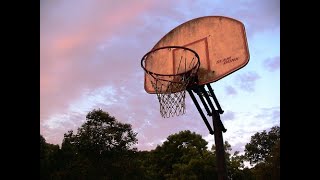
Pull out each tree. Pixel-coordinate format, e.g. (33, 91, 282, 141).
(245, 126, 280, 180)
(211, 141, 253, 180)
(245, 126, 280, 165)
(40, 134, 48, 179)
(40, 135, 61, 180)
(135, 150, 162, 179)
(149, 130, 218, 179)
(40, 135, 46, 159)
(59, 109, 139, 179)
(70, 109, 138, 155)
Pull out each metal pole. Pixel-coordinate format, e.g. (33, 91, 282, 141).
(212, 110, 228, 180)
(188, 83, 228, 179)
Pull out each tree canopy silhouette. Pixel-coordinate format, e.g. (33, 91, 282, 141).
(40, 109, 279, 180)
(59, 109, 139, 179)
(245, 126, 280, 180)
(245, 126, 280, 165)
(146, 130, 218, 179)
(64, 109, 137, 155)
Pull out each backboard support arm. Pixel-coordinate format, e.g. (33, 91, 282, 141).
(187, 88, 214, 134)
(207, 84, 224, 114)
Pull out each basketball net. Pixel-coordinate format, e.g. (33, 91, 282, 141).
(142, 46, 200, 118)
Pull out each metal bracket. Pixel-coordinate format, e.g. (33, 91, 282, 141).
(187, 83, 226, 133)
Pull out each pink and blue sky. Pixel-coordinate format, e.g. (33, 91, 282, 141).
(40, 0, 280, 154)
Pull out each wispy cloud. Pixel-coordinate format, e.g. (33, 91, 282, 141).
(221, 111, 236, 121)
(204, 106, 280, 154)
(235, 71, 261, 92)
(263, 56, 280, 71)
(255, 106, 280, 124)
(225, 86, 237, 96)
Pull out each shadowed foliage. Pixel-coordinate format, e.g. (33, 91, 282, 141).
(40, 109, 279, 180)
(245, 126, 280, 180)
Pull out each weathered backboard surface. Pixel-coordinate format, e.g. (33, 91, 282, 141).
(144, 16, 250, 94)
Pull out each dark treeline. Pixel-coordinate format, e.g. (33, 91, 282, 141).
(40, 109, 280, 180)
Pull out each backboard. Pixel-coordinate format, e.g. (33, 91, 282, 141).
(143, 16, 250, 94)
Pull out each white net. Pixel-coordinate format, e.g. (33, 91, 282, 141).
(149, 73, 194, 118)
(142, 46, 200, 118)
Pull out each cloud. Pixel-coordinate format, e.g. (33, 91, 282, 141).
(176, 0, 280, 38)
(40, 0, 156, 124)
(263, 56, 280, 71)
(234, 71, 261, 92)
(224, 86, 237, 96)
(221, 111, 235, 121)
(255, 106, 280, 124)
(204, 105, 280, 154)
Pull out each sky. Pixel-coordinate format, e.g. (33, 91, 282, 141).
(40, 0, 280, 155)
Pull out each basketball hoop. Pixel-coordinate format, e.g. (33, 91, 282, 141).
(141, 46, 200, 118)
(140, 16, 249, 180)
